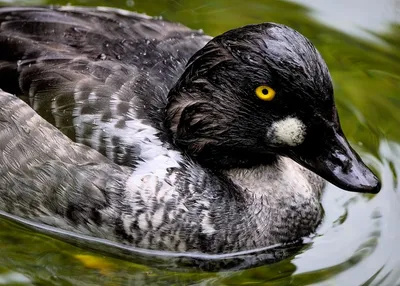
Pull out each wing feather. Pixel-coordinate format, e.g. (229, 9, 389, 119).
(0, 6, 211, 164)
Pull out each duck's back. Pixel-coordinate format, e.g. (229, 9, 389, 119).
(0, 6, 211, 165)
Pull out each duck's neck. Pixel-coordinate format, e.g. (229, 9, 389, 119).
(225, 156, 324, 198)
(210, 156, 325, 250)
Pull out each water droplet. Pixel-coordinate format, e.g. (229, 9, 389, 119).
(126, 0, 134, 7)
(98, 54, 107, 60)
(21, 125, 30, 134)
(143, 51, 147, 56)
(17, 60, 22, 67)
(246, 54, 256, 63)
(145, 39, 150, 45)
(116, 55, 121, 60)
(105, 43, 109, 48)
(198, 29, 204, 33)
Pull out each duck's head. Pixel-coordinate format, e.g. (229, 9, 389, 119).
(166, 23, 381, 194)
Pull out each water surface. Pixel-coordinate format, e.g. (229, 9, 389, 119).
(0, 0, 399, 285)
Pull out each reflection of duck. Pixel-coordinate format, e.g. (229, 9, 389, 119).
(0, 6, 380, 253)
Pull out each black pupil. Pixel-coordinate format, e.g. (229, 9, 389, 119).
(262, 88, 269, 95)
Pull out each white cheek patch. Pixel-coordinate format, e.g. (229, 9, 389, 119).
(271, 117, 306, 146)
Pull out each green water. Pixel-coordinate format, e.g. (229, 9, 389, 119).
(0, 0, 400, 285)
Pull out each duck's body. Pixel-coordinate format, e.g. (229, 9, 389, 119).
(0, 6, 379, 254)
(0, 94, 323, 252)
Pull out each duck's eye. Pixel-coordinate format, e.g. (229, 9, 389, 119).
(255, 85, 276, 101)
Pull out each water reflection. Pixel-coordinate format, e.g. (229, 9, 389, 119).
(292, 140, 400, 285)
(0, 210, 304, 272)
(290, 0, 400, 44)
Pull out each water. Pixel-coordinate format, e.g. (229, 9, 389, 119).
(0, 0, 399, 285)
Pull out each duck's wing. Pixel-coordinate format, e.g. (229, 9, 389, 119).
(0, 90, 134, 233)
(0, 6, 210, 156)
(0, 90, 200, 250)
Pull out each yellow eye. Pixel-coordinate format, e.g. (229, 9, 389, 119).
(255, 85, 276, 101)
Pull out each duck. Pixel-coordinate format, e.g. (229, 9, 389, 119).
(0, 5, 381, 254)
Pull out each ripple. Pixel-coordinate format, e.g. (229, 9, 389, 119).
(0, 272, 31, 285)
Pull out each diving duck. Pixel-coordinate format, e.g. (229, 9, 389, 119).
(0, 6, 380, 254)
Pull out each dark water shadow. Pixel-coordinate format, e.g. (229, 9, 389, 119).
(0, 210, 304, 272)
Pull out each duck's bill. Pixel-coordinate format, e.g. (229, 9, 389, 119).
(287, 130, 381, 194)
